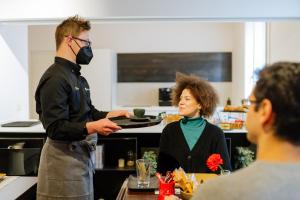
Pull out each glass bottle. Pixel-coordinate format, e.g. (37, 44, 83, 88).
(226, 98, 231, 106)
(127, 150, 135, 167)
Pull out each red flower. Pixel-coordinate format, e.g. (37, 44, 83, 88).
(206, 154, 224, 172)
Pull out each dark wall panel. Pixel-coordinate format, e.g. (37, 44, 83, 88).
(117, 52, 232, 82)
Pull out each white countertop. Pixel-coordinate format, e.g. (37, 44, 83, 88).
(118, 123, 166, 133)
(0, 176, 37, 200)
(0, 121, 246, 134)
(0, 123, 45, 133)
(119, 123, 247, 133)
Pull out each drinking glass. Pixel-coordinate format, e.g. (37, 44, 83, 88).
(136, 159, 151, 187)
(220, 169, 231, 175)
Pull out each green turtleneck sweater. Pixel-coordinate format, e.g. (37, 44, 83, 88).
(180, 116, 207, 150)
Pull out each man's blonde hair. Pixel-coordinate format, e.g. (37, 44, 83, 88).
(55, 15, 91, 50)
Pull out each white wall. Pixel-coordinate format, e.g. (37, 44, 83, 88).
(29, 51, 55, 119)
(28, 22, 244, 109)
(0, 25, 28, 121)
(232, 23, 246, 105)
(27, 21, 300, 117)
(91, 22, 242, 106)
(80, 49, 116, 112)
(268, 21, 300, 63)
(1, 0, 300, 21)
(0, 0, 299, 121)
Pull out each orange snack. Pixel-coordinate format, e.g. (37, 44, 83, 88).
(173, 168, 195, 194)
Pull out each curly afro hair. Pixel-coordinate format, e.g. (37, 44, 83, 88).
(172, 72, 219, 117)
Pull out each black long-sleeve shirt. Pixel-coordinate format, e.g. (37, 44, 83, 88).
(35, 57, 108, 141)
(157, 121, 232, 174)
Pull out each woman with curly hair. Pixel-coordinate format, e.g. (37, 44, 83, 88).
(157, 72, 231, 174)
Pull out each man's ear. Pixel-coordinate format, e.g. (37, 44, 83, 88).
(65, 35, 72, 45)
(259, 99, 274, 130)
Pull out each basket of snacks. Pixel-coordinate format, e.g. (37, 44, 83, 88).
(172, 168, 217, 199)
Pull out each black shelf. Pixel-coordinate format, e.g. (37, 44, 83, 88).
(0, 138, 44, 176)
(97, 137, 137, 171)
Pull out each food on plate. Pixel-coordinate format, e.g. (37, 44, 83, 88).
(223, 105, 246, 112)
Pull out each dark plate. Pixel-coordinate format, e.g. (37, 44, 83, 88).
(129, 116, 150, 122)
(109, 115, 162, 129)
(127, 175, 159, 191)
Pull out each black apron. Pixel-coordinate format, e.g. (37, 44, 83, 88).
(37, 133, 97, 200)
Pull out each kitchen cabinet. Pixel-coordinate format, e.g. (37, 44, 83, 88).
(96, 137, 137, 171)
(0, 124, 250, 200)
(94, 132, 161, 200)
(94, 130, 250, 200)
(0, 125, 45, 176)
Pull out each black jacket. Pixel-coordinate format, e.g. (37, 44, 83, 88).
(35, 57, 107, 141)
(157, 120, 232, 174)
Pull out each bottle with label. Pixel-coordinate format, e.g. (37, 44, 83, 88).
(226, 98, 231, 106)
(127, 150, 135, 167)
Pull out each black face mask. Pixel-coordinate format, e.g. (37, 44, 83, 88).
(76, 46, 93, 65)
(70, 39, 93, 65)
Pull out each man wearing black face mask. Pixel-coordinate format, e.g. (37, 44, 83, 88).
(35, 15, 130, 200)
(68, 35, 93, 64)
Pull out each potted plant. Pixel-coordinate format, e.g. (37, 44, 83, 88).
(234, 147, 255, 169)
(142, 151, 157, 176)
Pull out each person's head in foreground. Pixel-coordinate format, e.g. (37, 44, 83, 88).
(188, 62, 300, 200)
(246, 62, 300, 150)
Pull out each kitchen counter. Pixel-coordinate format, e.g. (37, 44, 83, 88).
(0, 121, 246, 134)
(118, 122, 247, 133)
(0, 120, 248, 200)
(0, 121, 248, 200)
(0, 176, 37, 200)
(0, 123, 45, 133)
